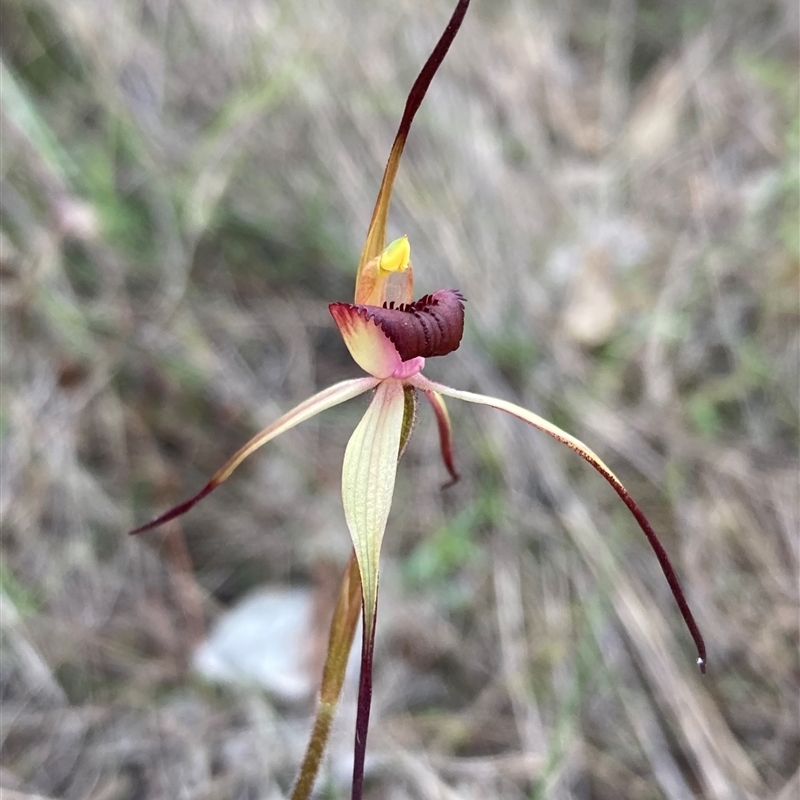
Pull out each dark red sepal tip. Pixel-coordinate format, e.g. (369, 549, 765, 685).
(129, 480, 217, 535)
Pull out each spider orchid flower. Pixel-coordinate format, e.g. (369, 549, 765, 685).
(131, 1, 705, 797)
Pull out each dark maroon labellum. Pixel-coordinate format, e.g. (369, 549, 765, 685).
(336, 289, 465, 362)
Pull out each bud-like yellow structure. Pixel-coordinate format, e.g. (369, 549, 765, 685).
(355, 236, 413, 307)
(378, 236, 411, 274)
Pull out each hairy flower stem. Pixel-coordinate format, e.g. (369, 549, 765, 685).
(351, 601, 378, 800)
(291, 703, 336, 800)
(291, 554, 362, 800)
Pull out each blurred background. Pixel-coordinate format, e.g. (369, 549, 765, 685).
(1, 0, 798, 797)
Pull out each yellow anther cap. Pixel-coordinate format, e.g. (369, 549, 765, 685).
(378, 236, 411, 274)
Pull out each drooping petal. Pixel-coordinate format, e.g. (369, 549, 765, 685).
(130, 377, 380, 535)
(354, 0, 472, 304)
(341, 380, 406, 633)
(421, 389, 460, 486)
(329, 303, 425, 380)
(409, 374, 707, 673)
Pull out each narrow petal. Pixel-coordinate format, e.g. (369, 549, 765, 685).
(130, 377, 379, 534)
(329, 303, 425, 380)
(421, 389, 460, 486)
(410, 374, 707, 673)
(341, 380, 405, 633)
(354, 0, 472, 304)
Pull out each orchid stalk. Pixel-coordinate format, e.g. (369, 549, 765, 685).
(130, 1, 706, 797)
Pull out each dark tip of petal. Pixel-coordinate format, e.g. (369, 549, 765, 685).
(396, 0, 471, 147)
(347, 289, 465, 362)
(611, 481, 708, 673)
(129, 480, 218, 535)
(441, 472, 460, 490)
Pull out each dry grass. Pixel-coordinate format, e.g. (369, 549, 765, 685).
(1, 0, 798, 798)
